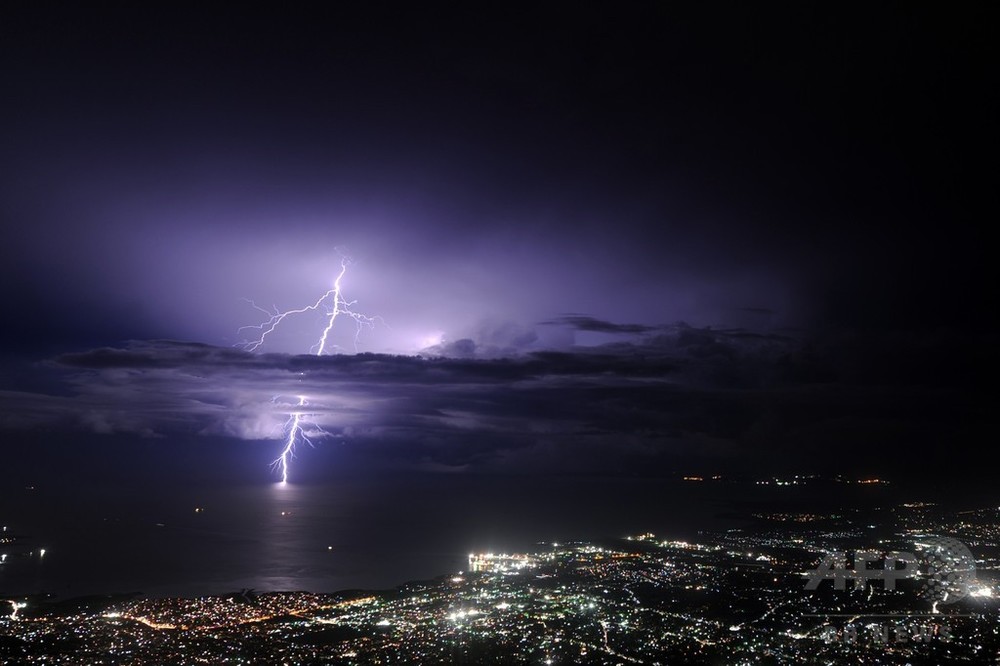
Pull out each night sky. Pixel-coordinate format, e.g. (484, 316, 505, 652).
(1, 4, 996, 486)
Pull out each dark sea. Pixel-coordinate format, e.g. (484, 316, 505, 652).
(0, 473, 944, 599)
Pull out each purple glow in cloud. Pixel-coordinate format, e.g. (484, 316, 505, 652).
(240, 255, 382, 355)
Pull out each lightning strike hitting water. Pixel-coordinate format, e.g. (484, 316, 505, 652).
(241, 255, 379, 482)
(274, 396, 307, 484)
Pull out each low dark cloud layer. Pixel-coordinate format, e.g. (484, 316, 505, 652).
(1, 319, 990, 479)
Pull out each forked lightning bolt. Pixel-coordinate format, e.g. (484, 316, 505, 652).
(241, 255, 379, 483)
(241, 257, 379, 355)
(273, 396, 311, 484)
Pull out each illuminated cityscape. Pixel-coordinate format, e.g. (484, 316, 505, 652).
(3, 501, 998, 664)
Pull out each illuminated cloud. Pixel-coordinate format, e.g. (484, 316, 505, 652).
(1, 321, 988, 477)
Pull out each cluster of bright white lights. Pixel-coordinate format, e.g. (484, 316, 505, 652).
(241, 256, 378, 482)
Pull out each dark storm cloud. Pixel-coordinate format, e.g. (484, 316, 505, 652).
(543, 315, 658, 335)
(1, 328, 765, 468)
(2, 319, 991, 477)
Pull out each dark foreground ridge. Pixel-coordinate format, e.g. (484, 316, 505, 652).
(2, 502, 999, 664)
